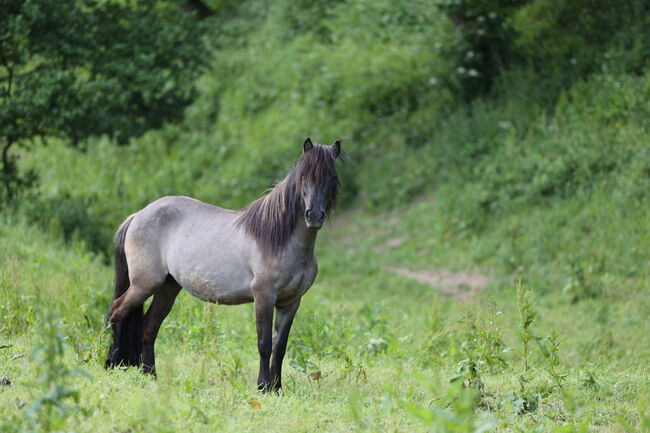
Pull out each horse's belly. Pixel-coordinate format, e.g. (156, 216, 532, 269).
(174, 263, 254, 305)
(181, 275, 253, 305)
(166, 218, 255, 305)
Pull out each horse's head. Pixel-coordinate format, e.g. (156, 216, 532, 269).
(295, 138, 342, 229)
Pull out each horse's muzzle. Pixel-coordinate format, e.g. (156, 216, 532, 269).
(305, 209, 324, 228)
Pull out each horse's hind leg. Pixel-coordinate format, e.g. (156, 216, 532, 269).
(141, 279, 181, 375)
(106, 284, 156, 367)
(108, 285, 153, 324)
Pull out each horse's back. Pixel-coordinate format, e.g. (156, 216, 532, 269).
(127, 196, 230, 247)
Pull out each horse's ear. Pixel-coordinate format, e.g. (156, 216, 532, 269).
(331, 139, 341, 158)
(303, 137, 313, 153)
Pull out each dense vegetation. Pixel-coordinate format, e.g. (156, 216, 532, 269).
(0, 0, 206, 202)
(1, 0, 649, 431)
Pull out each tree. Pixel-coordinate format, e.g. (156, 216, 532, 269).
(439, 0, 530, 98)
(0, 0, 208, 202)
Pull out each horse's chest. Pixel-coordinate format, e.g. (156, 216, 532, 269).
(271, 260, 317, 301)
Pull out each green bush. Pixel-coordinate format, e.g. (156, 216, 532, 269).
(451, 68, 647, 219)
(511, 0, 649, 75)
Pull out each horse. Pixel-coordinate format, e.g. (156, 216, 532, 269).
(105, 138, 342, 392)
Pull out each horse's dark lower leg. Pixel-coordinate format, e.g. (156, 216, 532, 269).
(254, 293, 276, 392)
(141, 282, 180, 375)
(270, 299, 300, 391)
(105, 287, 149, 368)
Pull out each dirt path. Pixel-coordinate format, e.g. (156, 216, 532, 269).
(329, 205, 488, 302)
(386, 267, 488, 302)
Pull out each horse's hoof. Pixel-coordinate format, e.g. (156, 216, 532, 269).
(141, 365, 157, 377)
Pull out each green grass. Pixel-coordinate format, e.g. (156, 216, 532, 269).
(1, 176, 649, 432)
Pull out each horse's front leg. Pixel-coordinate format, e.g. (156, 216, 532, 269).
(270, 299, 301, 391)
(253, 290, 276, 392)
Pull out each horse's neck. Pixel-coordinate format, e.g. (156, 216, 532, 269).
(287, 221, 319, 261)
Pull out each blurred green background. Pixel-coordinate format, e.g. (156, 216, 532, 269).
(2, 0, 647, 255)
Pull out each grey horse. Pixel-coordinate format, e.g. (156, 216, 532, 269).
(105, 138, 342, 392)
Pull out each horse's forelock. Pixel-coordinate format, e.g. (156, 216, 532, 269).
(295, 143, 338, 185)
(237, 143, 339, 255)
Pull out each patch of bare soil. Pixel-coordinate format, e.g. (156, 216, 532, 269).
(373, 236, 408, 253)
(387, 267, 488, 302)
(386, 215, 401, 225)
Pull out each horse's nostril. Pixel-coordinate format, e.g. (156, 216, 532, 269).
(305, 209, 324, 223)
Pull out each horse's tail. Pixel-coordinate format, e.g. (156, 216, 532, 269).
(105, 214, 143, 368)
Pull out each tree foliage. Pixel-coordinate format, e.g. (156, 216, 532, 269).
(0, 0, 207, 202)
(439, 0, 528, 97)
(440, 0, 649, 97)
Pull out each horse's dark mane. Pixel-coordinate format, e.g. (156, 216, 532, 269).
(236, 143, 339, 255)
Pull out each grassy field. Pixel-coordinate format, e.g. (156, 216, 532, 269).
(1, 182, 648, 432)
